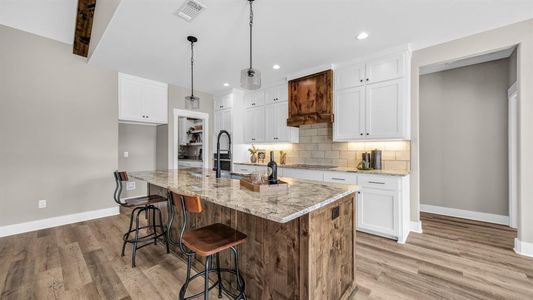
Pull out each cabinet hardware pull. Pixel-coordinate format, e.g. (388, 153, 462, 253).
(360, 133, 363, 136)
(366, 78, 369, 81)
(366, 133, 369, 135)
(368, 181, 385, 185)
(331, 178, 346, 181)
(360, 79, 363, 83)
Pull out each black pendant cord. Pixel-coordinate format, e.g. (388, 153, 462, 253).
(190, 40, 195, 98)
(249, 0, 253, 71)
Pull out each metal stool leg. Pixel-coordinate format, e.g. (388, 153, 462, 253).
(180, 254, 194, 300)
(157, 207, 170, 254)
(122, 207, 139, 257)
(151, 206, 158, 245)
(204, 256, 211, 300)
(131, 208, 144, 268)
(216, 253, 223, 298)
(232, 247, 246, 300)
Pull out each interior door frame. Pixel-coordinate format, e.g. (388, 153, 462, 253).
(508, 82, 518, 229)
(172, 109, 209, 170)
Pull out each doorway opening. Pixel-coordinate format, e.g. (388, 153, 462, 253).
(172, 109, 209, 169)
(418, 46, 518, 231)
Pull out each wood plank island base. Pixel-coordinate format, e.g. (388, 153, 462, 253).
(130, 169, 360, 300)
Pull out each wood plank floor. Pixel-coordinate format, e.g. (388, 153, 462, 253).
(1, 212, 532, 299)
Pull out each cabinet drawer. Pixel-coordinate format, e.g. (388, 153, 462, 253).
(323, 171, 357, 184)
(358, 175, 399, 191)
(233, 164, 256, 174)
(282, 168, 323, 181)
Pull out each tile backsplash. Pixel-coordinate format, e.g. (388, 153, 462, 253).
(256, 123, 411, 171)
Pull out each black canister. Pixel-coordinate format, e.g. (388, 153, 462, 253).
(371, 149, 382, 170)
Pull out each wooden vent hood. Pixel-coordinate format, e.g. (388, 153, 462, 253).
(287, 69, 333, 127)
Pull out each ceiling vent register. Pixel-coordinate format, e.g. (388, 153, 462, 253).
(176, 0, 206, 22)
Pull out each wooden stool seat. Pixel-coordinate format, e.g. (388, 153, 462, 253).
(182, 223, 247, 257)
(124, 194, 166, 207)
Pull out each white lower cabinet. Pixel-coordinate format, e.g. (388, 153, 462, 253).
(178, 160, 203, 168)
(232, 164, 411, 243)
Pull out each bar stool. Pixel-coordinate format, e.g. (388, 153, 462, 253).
(167, 189, 247, 300)
(113, 171, 169, 267)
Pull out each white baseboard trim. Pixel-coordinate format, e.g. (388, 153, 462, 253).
(420, 204, 509, 225)
(0, 206, 120, 238)
(410, 221, 423, 233)
(514, 238, 533, 258)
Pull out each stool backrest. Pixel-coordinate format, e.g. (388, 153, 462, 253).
(113, 171, 129, 206)
(167, 189, 202, 255)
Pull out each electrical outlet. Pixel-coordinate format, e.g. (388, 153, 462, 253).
(38, 200, 47, 208)
(127, 181, 136, 191)
(123, 151, 129, 158)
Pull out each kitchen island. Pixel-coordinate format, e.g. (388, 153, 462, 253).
(130, 169, 359, 300)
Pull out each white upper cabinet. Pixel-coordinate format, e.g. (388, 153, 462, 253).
(365, 79, 404, 138)
(334, 86, 365, 140)
(214, 93, 233, 111)
(244, 90, 265, 108)
(334, 63, 365, 90)
(264, 83, 289, 104)
(366, 53, 405, 84)
(244, 106, 265, 143)
(265, 101, 299, 143)
(119, 73, 168, 124)
(214, 109, 232, 149)
(333, 49, 410, 141)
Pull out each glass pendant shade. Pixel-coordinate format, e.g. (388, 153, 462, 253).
(185, 95, 200, 110)
(240, 67, 261, 90)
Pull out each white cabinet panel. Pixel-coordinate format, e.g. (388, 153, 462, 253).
(244, 106, 265, 143)
(281, 168, 323, 181)
(265, 83, 289, 104)
(214, 109, 232, 149)
(333, 86, 365, 141)
(365, 79, 403, 138)
(334, 63, 365, 90)
(366, 53, 404, 84)
(119, 73, 168, 124)
(357, 188, 398, 237)
(215, 93, 233, 111)
(323, 171, 358, 184)
(244, 91, 265, 108)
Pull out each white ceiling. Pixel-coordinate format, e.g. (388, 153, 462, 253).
(2, 0, 532, 94)
(0, 0, 77, 44)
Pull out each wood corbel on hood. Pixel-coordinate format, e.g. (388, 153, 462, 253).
(287, 69, 333, 127)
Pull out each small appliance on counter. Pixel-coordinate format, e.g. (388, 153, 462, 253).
(357, 152, 372, 170)
(371, 149, 382, 170)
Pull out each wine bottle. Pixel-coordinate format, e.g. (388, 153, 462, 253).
(267, 151, 278, 184)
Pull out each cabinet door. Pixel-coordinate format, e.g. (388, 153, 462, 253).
(365, 53, 404, 84)
(357, 188, 398, 237)
(141, 83, 167, 123)
(215, 109, 232, 149)
(365, 79, 404, 139)
(334, 63, 365, 90)
(245, 91, 265, 108)
(264, 104, 275, 142)
(264, 87, 278, 105)
(333, 86, 365, 141)
(274, 101, 290, 142)
(215, 93, 233, 111)
(244, 106, 265, 143)
(282, 168, 323, 181)
(119, 77, 144, 121)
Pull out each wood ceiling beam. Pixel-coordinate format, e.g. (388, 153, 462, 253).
(73, 0, 97, 57)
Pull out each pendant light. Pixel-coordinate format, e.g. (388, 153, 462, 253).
(240, 0, 261, 90)
(185, 35, 200, 110)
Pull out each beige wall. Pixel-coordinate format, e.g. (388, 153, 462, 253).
(156, 125, 168, 170)
(420, 59, 510, 215)
(411, 19, 533, 244)
(118, 123, 157, 198)
(509, 48, 518, 87)
(167, 86, 214, 169)
(0, 25, 118, 226)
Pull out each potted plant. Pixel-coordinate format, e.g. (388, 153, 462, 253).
(248, 145, 258, 164)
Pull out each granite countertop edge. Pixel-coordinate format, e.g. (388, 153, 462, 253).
(234, 162, 410, 177)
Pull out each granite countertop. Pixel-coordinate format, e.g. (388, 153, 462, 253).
(234, 162, 410, 176)
(129, 169, 359, 224)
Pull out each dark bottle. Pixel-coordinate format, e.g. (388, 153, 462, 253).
(267, 151, 278, 184)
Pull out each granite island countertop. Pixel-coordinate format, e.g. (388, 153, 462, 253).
(129, 168, 359, 224)
(234, 162, 410, 176)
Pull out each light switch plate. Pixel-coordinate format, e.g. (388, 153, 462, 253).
(123, 152, 129, 158)
(127, 182, 136, 191)
(38, 200, 47, 208)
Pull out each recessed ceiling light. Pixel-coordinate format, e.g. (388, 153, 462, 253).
(273, 64, 281, 70)
(356, 32, 369, 40)
(223, 83, 230, 87)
